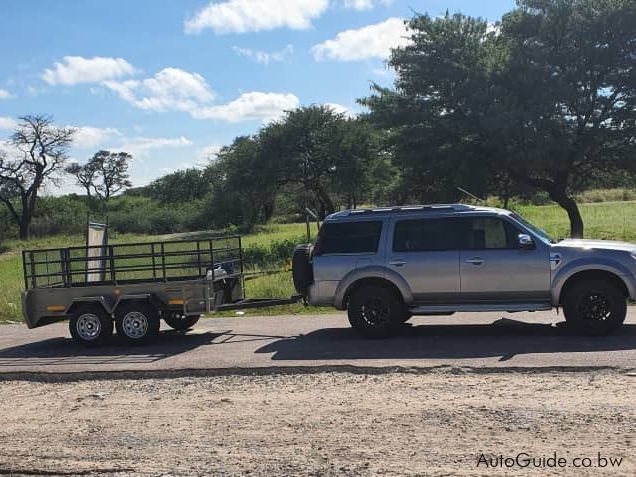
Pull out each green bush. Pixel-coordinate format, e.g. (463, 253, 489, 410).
(29, 195, 90, 237)
(243, 235, 306, 268)
(102, 195, 213, 235)
(576, 188, 636, 203)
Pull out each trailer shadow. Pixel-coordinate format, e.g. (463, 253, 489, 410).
(255, 318, 636, 362)
(0, 330, 225, 367)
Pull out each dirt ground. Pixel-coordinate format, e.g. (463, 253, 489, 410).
(0, 369, 634, 477)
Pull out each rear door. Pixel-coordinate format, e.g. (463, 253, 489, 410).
(458, 215, 551, 303)
(386, 217, 461, 303)
(312, 220, 385, 297)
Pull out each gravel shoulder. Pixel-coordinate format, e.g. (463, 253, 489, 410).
(0, 369, 634, 477)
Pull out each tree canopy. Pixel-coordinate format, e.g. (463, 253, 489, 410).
(67, 150, 133, 201)
(362, 0, 636, 237)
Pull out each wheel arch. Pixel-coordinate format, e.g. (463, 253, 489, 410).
(338, 275, 409, 310)
(557, 269, 630, 305)
(113, 294, 164, 313)
(67, 296, 112, 315)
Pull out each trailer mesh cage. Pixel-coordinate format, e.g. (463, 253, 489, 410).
(22, 236, 244, 290)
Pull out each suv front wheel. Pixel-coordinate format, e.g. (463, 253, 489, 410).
(347, 285, 405, 338)
(563, 279, 627, 336)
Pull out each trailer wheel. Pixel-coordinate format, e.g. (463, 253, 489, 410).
(69, 305, 113, 347)
(115, 302, 160, 345)
(164, 312, 200, 331)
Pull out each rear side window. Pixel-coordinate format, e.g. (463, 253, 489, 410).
(393, 218, 461, 252)
(315, 221, 382, 255)
(462, 217, 520, 249)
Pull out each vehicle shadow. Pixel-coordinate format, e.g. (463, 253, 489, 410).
(255, 318, 636, 362)
(0, 330, 225, 367)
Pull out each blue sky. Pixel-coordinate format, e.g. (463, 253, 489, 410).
(0, 0, 515, 192)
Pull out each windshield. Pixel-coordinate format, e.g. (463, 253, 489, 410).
(510, 213, 557, 244)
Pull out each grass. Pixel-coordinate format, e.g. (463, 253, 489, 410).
(1, 202, 635, 323)
(511, 201, 636, 243)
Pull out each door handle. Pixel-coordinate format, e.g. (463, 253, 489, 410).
(389, 259, 407, 267)
(465, 257, 485, 265)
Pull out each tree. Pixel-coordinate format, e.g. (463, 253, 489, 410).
(148, 168, 211, 204)
(65, 161, 97, 198)
(67, 150, 132, 201)
(363, 0, 636, 238)
(0, 115, 75, 239)
(210, 135, 279, 229)
(496, 0, 636, 237)
(259, 106, 378, 217)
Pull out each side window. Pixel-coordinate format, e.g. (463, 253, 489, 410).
(393, 218, 460, 252)
(315, 221, 382, 255)
(463, 217, 520, 250)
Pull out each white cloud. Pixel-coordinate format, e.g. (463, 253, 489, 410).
(312, 17, 409, 61)
(72, 126, 122, 149)
(343, 0, 372, 10)
(232, 44, 293, 65)
(0, 116, 18, 130)
(342, 0, 393, 10)
(103, 67, 216, 112)
(121, 136, 193, 157)
(197, 144, 223, 163)
(487, 22, 502, 36)
(324, 103, 356, 118)
(0, 89, 12, 99)
(192, 91, 299, 123)
(42, 56, 136, 85)
(185, 0, 329, 34)
(103, 67, 298, 123)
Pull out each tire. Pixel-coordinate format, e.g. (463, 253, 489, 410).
(115, 302, 161, 345)
(292, 244, 313, 296)
(164, 312, 200, 331)
(69, 305, 113, 347)
(563, 279, 627, 336)
(347, 285, 405, 338)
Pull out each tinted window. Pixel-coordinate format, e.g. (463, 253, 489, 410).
(315, 221, 382, 255)
(393, 218, 461, 252)
(462, 217, 520, 250)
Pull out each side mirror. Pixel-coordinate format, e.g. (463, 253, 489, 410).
(518, 234, 535, 250)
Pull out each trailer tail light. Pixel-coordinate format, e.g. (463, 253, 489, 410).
(168, 299, 185, 305)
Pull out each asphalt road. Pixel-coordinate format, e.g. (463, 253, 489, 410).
(0, 309, 635, 376)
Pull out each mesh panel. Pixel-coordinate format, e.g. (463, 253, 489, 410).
(23, 236, 243, 289)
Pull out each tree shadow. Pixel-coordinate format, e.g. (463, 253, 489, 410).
(255, 318, 636, 362)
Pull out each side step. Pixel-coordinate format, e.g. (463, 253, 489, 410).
(215, 295, 303, 311)
(410, 303, 552, 314)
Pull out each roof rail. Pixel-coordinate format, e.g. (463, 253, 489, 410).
(339, 204, 475, 217)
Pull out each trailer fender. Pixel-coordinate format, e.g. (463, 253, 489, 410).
(67, 296, 114, 315)
(113, 293, 165, 312)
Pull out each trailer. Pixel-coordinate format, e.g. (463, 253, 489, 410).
(21, 232, 301, 346)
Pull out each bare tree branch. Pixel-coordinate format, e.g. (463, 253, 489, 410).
(0, 114, 75, 239)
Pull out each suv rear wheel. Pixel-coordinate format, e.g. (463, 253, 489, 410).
(347, 285, 405, 338)
(563, 279, 627, 336)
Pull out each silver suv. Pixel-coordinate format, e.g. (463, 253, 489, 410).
(292, 204, 636, 338)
